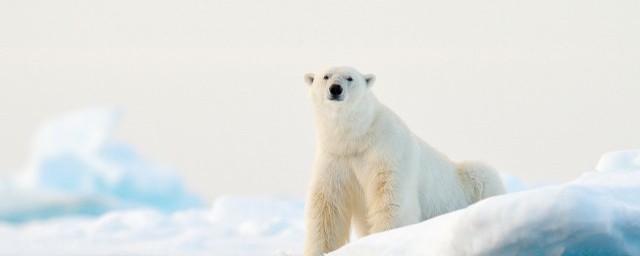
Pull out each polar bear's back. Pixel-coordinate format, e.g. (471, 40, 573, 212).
(372, 104, 473, 220)
(416, 140, 475, 219)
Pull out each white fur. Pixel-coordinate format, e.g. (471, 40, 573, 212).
(303, 67, 506, 256)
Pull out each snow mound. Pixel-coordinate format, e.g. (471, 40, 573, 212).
(0, 196, 305, 256)
(332, 150, 640, 256)
(596, 149, 640, 172)
(499, 172, 554, 193)
(0, 108, 202, 222)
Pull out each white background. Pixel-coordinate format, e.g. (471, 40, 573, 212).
(1, 0, 639, 200)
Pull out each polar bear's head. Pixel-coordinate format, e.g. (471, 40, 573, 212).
(304, 67, 375, 107)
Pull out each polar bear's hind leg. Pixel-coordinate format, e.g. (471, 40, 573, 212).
(457, 161, 506, 202)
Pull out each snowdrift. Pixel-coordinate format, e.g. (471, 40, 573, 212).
(0, 196, 304, 255)
(0, 108, 202, 222)
(331, 150, 640, 256)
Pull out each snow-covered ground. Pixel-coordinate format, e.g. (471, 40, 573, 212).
(332, 154, 640, 255)
(1, 108, 639, 255)
(0, 196, 304, 256)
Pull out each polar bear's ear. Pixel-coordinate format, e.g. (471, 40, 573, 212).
(364, 74, 376, 88)
(304, 73, 315, 86)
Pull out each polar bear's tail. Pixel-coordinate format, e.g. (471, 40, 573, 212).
(456, 161, 507, 203)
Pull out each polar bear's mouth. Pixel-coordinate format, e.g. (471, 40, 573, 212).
(329, 96, 344, 101)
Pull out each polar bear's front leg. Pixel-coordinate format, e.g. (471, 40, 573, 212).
(366, 169, 401, 233)
(304, 162, 353, 256)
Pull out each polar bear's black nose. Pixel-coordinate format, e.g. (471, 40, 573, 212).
(329, 84, 343, 96)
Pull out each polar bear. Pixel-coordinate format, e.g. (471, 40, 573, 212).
(303, 66, 506, 255)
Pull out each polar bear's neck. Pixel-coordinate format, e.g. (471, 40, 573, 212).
(314, 94, 381, 156)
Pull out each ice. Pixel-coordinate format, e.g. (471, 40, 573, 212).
(499, 172, 555, 193)
(596, 149, 640, 172)
(0, 196, 305, 256)
(0, 108, 304, 255)
(0, 108, 202, 222)
(331, 150, 640, 255)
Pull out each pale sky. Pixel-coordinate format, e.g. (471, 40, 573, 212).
(1, 0, 639, 200)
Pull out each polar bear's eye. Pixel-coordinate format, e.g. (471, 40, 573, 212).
(323, 75, 329, 80)
(347, 77, 353, 82)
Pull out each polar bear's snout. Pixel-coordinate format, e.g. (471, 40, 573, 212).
(329, 84, 344, 101)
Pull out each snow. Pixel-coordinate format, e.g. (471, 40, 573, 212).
(0, 108, 304, 255)
(0, 196, 304, 256)
(499, 172, 554, 193)
(0, 108, 202, 222)
(1, 108, 639, 255)
(331, 150, 640, 256)
(596, 149, 640, 172)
